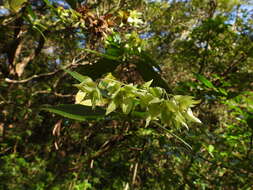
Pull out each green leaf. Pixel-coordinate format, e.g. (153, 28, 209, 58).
(149, 87, 164, 98)
(4, 0, 27, 12)
(140, 52, 162, 72)
(135, 59, 172, 93)
(43, 0, 53, 8)
(76, 58, 122, 80)
(194, 74, 217, 89)
(75, 79, 97, 93)
(137, 128, 155, 136)
(139, 94, 154, 109)
(106, 101, 117, 115)
(148, 103, 161, 118)
(65, 69, 91, 82)
(218, 88, 228, 96)
(83, 49, 120, 61)
(207, 145, 215, 157)
(26, 5, 36, 20)
(174, 95, 201, 110)
(161, 108, 173, 127)
(65, 0, 77, 9)
(142, 80, 153, 89)
(121, 98, 133, 114)
(42, 104, 105, 121)
(106, 46, 124, 57)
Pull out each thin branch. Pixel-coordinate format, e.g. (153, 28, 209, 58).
(153, 121, 192, 150)
(132, 162, 139, 186)
(4, 58, 83, 84)
(5, 70, 61, 83)
(31, 90, 74, 98)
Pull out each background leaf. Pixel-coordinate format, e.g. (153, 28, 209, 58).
(194, 73, 217, 89)
(4, 0, 27, 12)
(65, 0, 77, 9)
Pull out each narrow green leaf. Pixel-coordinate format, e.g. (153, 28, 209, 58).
(76, 58, 121, 80)
(65, 0, 77, 9)
(42, 104, 105, 121)
(83, 48, 120, 61)
(174, 95, 201, 110)
(43, 0, 53, 8)
(65, 69, 92, 82)
(207, 145, 215, 157)
(136, 59, 172, 93)
(195, 74, 217, 89)
(5, 0, 27, 12)
(26, 5, 36, 20)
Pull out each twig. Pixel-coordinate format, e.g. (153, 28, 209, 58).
(153, 121, 192, 150)
(132, 162, 139, 186)
(5, 70, 61, 84)
(31, 90, 74, 98)
(5, 57, 84, 84)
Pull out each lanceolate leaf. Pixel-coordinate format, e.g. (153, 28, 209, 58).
(135, 59, 172, 93)
(4, 0, 27, 12)
(65, 69, 89, 82)
(83, 49, 120, 61)
(42, 104, 105, 121)
(77, 58, 122, 80)
(65, 0, 77, 9)
(194, 73, 217, 90)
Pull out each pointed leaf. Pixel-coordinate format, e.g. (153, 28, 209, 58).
(6, 0, 27, 12)
(42, 104, 105, 121)
(194, 74, 217, 90)
(83, 49, 120, 61)
(174, 95, 201, 110)
(65, 0, 77, 9)
(65, 69, 92, 82)
(145, 115, 152, 127)
(185, 108, 202, 124)
(135, 59, 172, 93)
(142, 80, 153, 89)
(76, 58, 122, 80)
(106, 101, 117, 115)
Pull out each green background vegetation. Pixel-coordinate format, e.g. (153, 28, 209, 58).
(0, 0, 253, 189)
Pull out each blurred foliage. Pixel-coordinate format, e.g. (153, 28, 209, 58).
(0, 0, 253, 189)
